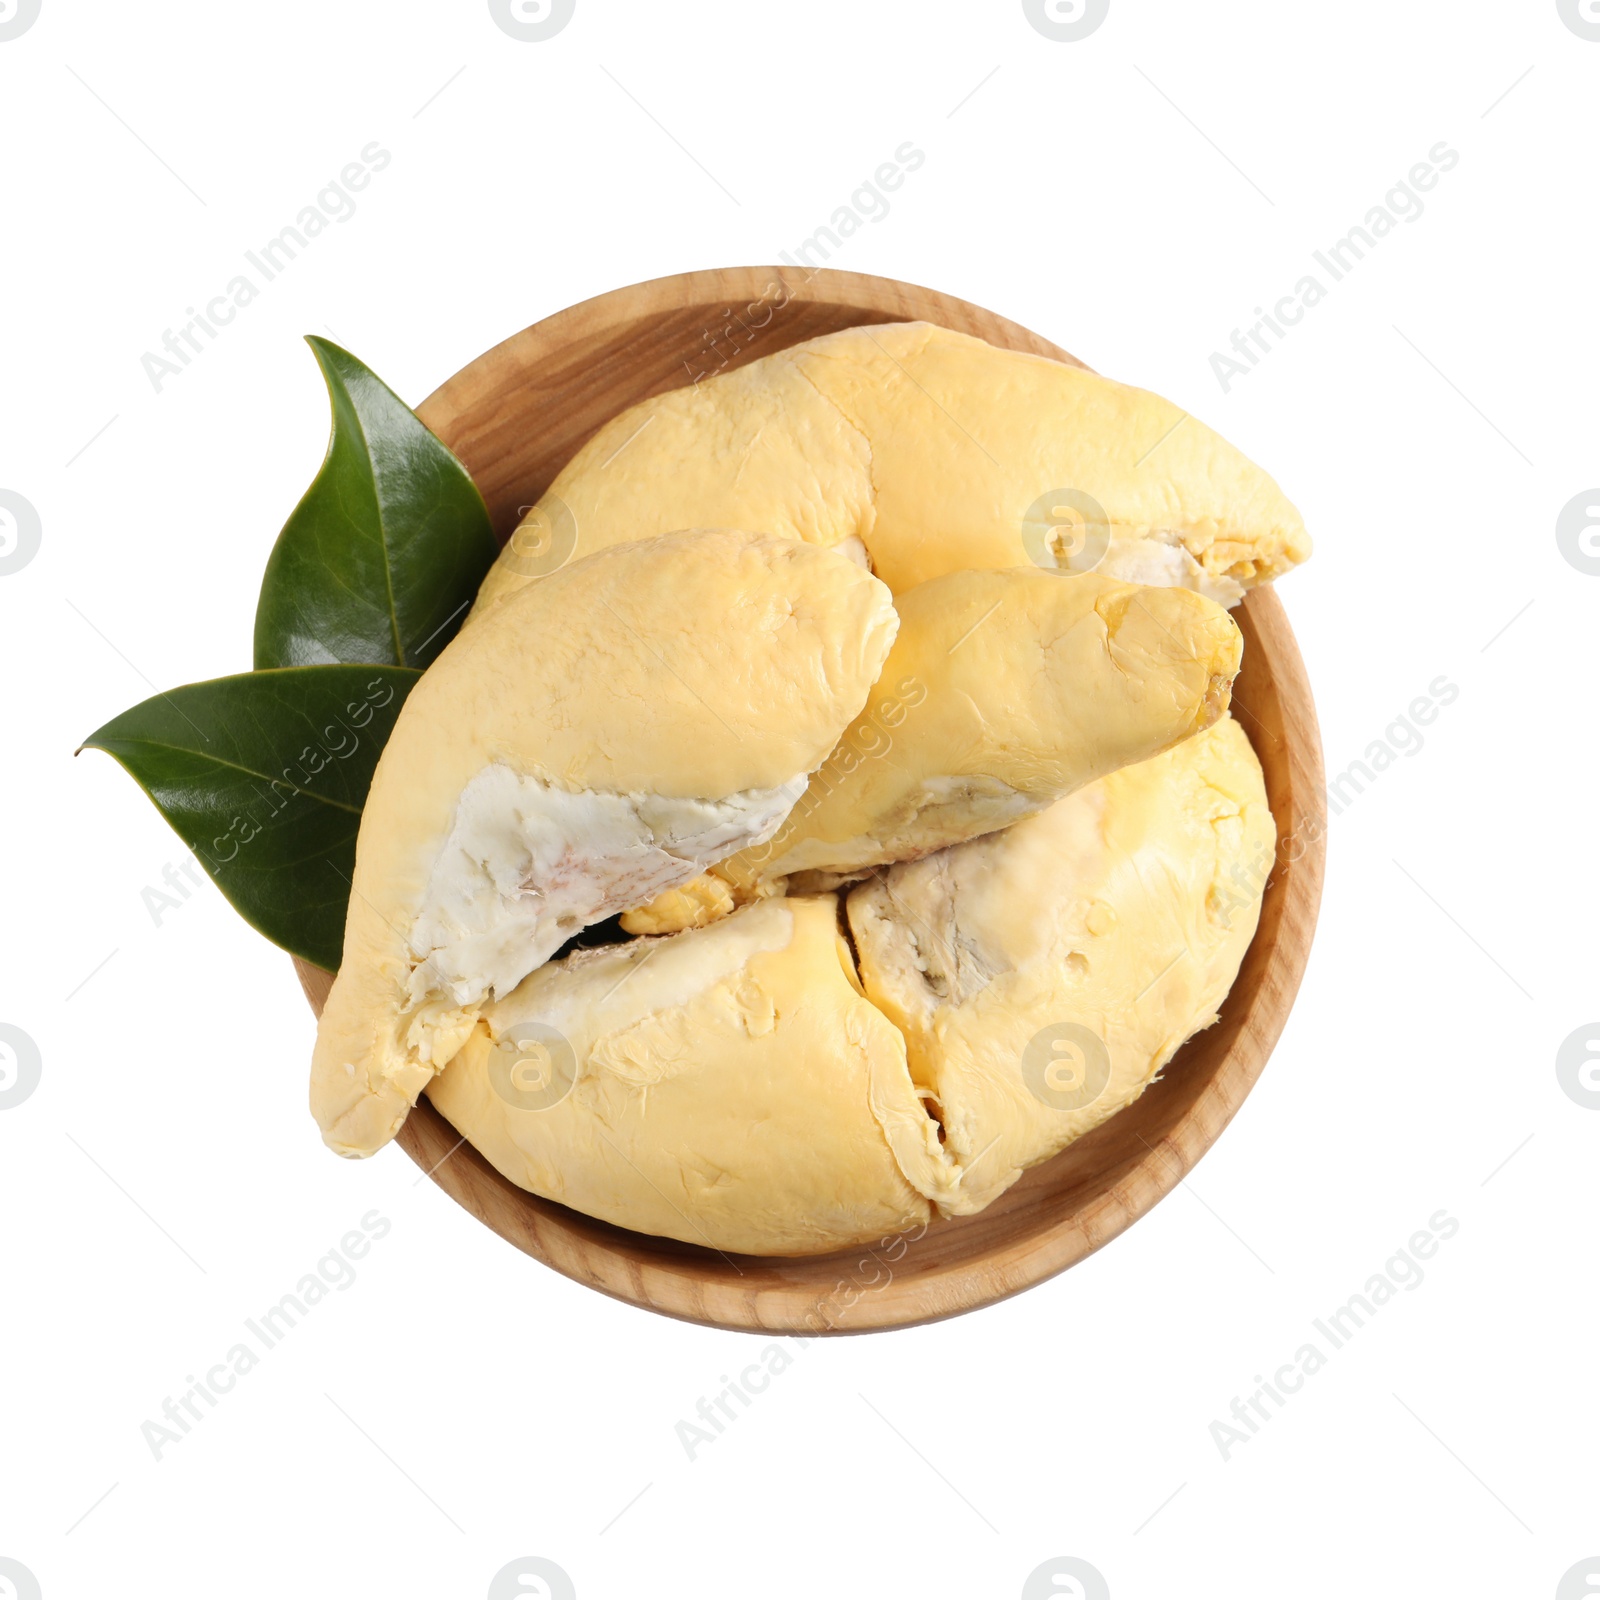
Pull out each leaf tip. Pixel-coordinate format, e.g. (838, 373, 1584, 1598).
(304, 331, 354, 365)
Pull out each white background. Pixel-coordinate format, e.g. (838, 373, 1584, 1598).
(2, 1, 1597, 1596)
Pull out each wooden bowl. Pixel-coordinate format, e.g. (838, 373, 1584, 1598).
(293, 267, 1325, 1334)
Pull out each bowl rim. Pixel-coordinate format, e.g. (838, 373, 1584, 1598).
(294, 266, 1326, 1335)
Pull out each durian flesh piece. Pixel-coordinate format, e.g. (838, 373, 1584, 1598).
(846, 715, 1276, 1217)
(716, 569, 1242, 895)
(472, 321, 1309, 618)
(617, 871, 736, 936)
(311, 530, 898, 1159)
(427, 897, 944, 1256)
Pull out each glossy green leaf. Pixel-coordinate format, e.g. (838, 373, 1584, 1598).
(82, 666, 419, 971)
(253, 337, 497, 672)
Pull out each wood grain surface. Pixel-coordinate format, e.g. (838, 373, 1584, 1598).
(293, 266, 1326, 1335)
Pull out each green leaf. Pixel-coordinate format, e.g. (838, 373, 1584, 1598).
(253, 337, 497, 672)
(82, 666, 420, 971)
